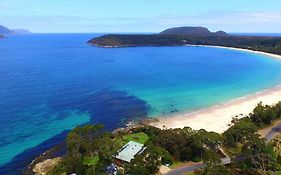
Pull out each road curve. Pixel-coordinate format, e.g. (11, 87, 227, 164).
(165, 158, 231, 175)
(165, 121, 281, 175)
(264, 123, 281, 142)
(165, 163, 204, 175)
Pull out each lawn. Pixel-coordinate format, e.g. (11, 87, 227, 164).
(122, 132, 149, 144)
(123, 132, 149, 144)
(112, 132, 149, 153)
(83, 156, 99, 166)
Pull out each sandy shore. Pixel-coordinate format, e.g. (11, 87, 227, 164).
(186, 44, 281, 60)
(151, 46, 281, 133)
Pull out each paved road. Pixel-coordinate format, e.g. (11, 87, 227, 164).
(165, 122, 281, 175)
(165, 158, 231, 175)
(165, 163, 204, 175)
(264, 123, 281, 142)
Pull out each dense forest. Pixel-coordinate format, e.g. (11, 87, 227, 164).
(45, 101, 281, 175)
(88, 34, 281, 55)
(159, 27, 229, 36)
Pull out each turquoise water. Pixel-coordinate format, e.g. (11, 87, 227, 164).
(118, 46, 281, 116)
(1, 34, 281, 173)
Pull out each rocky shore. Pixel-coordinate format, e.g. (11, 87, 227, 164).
(33, 157, 62, 175)
(23, 143, 66, 175)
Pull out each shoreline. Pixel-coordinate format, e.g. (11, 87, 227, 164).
(185, 44, 281, 60)
(151, 46, 281, 133)
(151, 84, 281, 133)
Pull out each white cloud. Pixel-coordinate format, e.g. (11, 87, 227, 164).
(1, 11, 281, 33)
(151, 11, 281, 32)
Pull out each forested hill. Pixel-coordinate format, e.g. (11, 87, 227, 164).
(159, 26, 229, 36)
(88, 27, 281, 55)
(88, 34, 187, 47)
(0, 25, 31, 36)
(0, 25, 11, 35)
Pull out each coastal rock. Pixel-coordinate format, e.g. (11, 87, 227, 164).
(24, 143, 66, 175)
(112, 118, 160, 134)
(139, 118, 159, 125)
(33, 157, 62, 175)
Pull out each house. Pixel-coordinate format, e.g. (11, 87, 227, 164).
(114, 141, 147, 163)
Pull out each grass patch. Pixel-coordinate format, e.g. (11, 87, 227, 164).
(223, 144, 242, 157)
(83, 156, 99, 166)
(122, 132, 149, 144)
(113, 132, 149, 152)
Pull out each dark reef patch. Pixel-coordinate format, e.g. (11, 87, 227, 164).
(0, 88, 150, 174)
(48, 88, 151, 130)
(0, 130, 68, 175)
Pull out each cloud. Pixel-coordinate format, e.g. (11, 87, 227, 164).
(149, 11, 281, 31)
(0, 5, 8, 11)
(0, 11, 281, 33)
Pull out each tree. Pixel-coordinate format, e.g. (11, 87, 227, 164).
(66, 124, 104, 155)
(223, 117, 258, 147)
(239, 134, 278, 173)
(58, 125, 120, 174)
(125, 145, 162, 175)
(202, 150, 230, 175)
(250, 102, 278, 127)
(161, 154, 173, 165)
(194, 129, 222, 154)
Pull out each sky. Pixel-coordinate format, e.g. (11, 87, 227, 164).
(0, 0, 281, 33)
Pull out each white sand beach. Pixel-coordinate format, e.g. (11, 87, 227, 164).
(187, 45, 281, 60)
(151, 46, 281, 133)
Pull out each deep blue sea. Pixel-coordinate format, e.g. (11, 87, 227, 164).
(1, 34, 281, 174)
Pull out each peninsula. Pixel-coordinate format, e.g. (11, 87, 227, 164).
(88, 26, 281, 55)
(0, 25, 31, 36)
(88, 26, 281, 134)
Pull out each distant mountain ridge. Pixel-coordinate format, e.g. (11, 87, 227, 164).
(0, 25, 31, 36)
(160, 26, 229, 36)
(0, 25, 12, 35)
(12, 29, 31, 35)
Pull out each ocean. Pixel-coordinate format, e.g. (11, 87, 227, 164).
(1, 34, 281, 174)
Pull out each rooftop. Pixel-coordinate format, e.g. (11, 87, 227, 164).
(114, 141, 146, 163)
